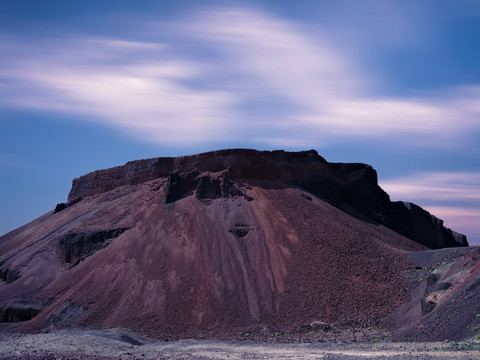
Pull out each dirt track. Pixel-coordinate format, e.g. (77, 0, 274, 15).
(1, 329, 479, 359)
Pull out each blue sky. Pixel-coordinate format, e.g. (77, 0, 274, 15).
(1, 0, 479, 245)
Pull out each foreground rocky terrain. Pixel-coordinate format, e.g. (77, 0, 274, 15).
(1, 329, 480, 360)
(0, 149, 478, 349)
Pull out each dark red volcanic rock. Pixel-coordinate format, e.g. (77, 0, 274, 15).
(0, 149, 469, 340)
(67, 149, 467, 249)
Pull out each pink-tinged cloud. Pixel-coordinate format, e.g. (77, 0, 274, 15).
(381, 172, 480, 243)
(1, 6, 480, 147)
(424, 206, 480, 230)
(423, 206, 480, 245)
(381, 172, 480, 203)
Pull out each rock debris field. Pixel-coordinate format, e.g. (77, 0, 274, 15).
(1, 149, 480, 359)
(1, 329, 480, 360)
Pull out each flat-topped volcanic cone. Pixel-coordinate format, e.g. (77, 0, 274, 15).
(0, 149, 468, 339)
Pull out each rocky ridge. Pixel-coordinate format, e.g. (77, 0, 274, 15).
(0, 148, 474, 342)
(67, 149, 466, 249)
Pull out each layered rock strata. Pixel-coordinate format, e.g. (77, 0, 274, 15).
(68, 149, 467, 248)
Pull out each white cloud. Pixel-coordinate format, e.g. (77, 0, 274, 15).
(0, 38, 236, 145)
(185, 7, 366, 104)
(181, 7, 480, 145)
(380, 172, 480, 203)
(0, 6, 480, 147)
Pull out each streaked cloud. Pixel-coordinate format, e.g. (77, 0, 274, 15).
(381, 172, 480, 240)
(425, 206, 480, 230)
(381, 172, 480, 203)
(1, 6, 480, 147)
(0, 38, 236, 145)
(184, 7, 366, 102)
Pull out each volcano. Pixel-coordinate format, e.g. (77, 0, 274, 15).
(1, 149, 477, 341)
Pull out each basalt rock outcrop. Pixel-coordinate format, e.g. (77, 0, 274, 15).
(58, 229, 128, 265)
(53, 196, 83, 214)
(386, 246, 480, 341)
(389, 201, 467, 249)
(0, 149, 470, 340)
(0, 266, 20, 284)
(68, 149, 466, 249)
(0, 298, 51, 323)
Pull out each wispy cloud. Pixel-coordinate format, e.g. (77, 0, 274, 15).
(0, 37, 236, 145)
(381, 172, 480, 239)
(1, 6, 479, 147)
(183, 7, 366, 102)
(381, 172, 480, 203)
(425, 206, 480, 230)
(180, 7, 480, 145)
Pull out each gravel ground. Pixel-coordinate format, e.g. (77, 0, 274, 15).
(0, 329, 479, 360)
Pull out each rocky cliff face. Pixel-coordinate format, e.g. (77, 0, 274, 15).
(0, 149, 470, 340)
(68, 149, 467, 249)
(389, 202, 467, 249)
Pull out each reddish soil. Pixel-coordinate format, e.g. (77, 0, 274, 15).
(0, 149, 477, 343)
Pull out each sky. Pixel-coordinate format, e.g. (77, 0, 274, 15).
(1, 0, 479, 245)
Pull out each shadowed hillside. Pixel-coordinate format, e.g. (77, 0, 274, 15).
(1, 149, 476, 341)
